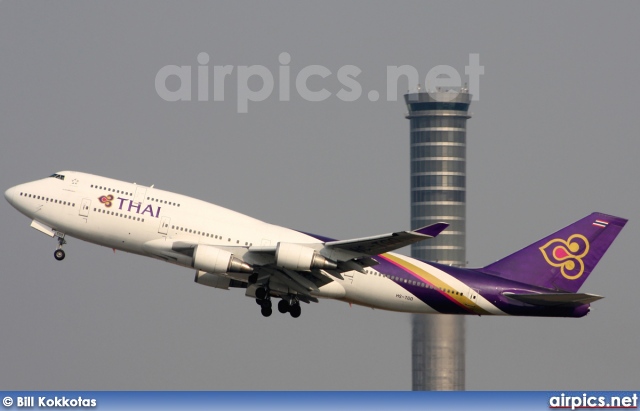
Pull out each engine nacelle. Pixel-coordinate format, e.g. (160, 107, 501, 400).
(275, 242, 337, 271)
(194, 270, 231, 289)
(193, 245, 253, 274)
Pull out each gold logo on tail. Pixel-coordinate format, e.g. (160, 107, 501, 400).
(539, 234, 589, 280)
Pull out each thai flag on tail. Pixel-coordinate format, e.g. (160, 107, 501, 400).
(593, 219, 609, 228)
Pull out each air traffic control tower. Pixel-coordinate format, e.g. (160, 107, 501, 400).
(404, 89, 471, 391)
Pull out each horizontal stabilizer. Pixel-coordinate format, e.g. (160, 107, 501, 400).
(503, 292, 604, 306)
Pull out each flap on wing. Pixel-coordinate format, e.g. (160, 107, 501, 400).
(258, 266, 314, 295)
(143, 238, 255, 262)
(248, 245, 278, 253)
(324, 222, 448, 257)
(503, 292, 604, 306)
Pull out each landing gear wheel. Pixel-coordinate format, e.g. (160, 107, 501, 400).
(278, 299, 290, 314)
(260, 299, 272, 309)
(54, 232, 67, 261)
(54, 249, 66, 261)
(255, 287, 267, 300)
(289, 304, 301, 318)
(261, 306, 272, 317)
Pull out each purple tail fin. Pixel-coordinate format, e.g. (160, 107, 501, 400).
(480, 212, 627, 292)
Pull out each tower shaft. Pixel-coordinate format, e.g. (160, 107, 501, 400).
(405, 90, 471, 391)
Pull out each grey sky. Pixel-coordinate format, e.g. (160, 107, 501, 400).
(1, 1, 638, 390)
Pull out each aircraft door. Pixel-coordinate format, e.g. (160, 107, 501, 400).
(342, 272, 354, 285)
(158, 216, 171, 235)
(464, 288, 479, 307)
(134, 186, 146, 205)
(79, 198, 91, 217)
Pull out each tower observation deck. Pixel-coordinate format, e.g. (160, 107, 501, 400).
(404, 89, 471, 391)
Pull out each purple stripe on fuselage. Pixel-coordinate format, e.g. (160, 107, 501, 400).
(375, 256, 472, 314)
(297, 229, 471, 313)
(295, 230, 590, 318)
(427, 261, 592, 318)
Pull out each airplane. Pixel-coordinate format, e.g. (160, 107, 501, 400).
(4, 171, 627, 318)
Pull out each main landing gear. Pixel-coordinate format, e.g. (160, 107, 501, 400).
(278, 298, 301, 318)
(54, 232, 66, 261)
(254, 287, 302, 318)
(255, 287, 273, 317)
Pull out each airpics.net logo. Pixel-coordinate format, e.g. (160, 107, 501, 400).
(549, 393, 638, 410)
(155, 52, 484, 113)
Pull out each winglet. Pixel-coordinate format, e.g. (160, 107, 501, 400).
(415, 222, 449, 237)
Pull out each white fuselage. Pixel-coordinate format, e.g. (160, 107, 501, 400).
(5, 171, 505, 316)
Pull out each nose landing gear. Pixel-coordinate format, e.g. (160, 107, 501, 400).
(54, 249, 66, 261)
(54, 233, 66, 261)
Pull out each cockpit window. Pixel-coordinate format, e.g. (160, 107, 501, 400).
(49, 173, 65, 181)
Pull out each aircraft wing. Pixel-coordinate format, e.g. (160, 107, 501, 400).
(142, 223, 448, 297)
(503, 292, 604, 306)
(142, 223, 449, 267)
(324, 222, 448, 258)
(142, 238, 333, 295)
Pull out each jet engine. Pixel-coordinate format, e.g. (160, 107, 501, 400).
(193, 245, 253, 274)
(194, 270, 231, 289)
(275, 242, 337, 271)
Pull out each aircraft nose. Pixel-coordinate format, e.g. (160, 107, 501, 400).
(4, 186, 17, 206)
